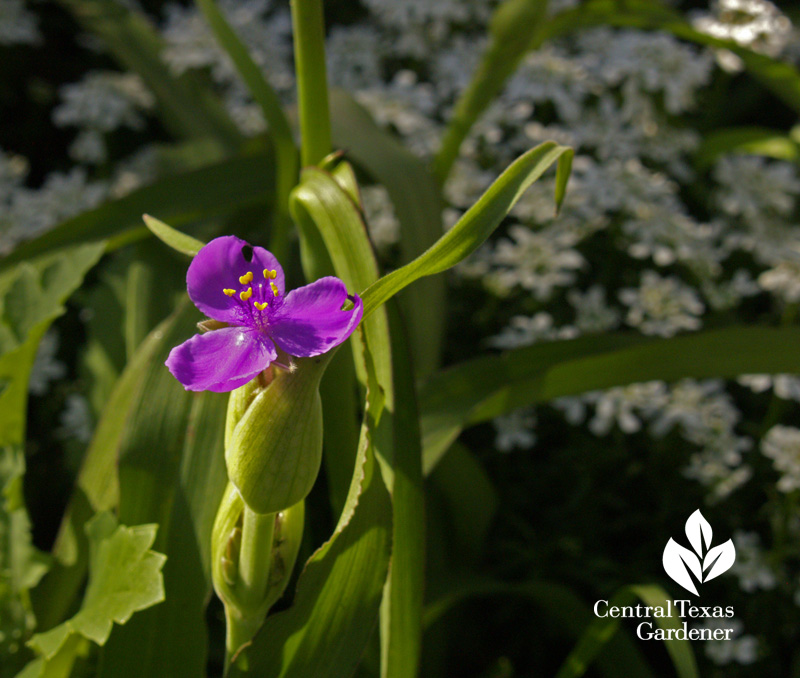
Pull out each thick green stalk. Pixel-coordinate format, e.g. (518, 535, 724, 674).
(291, 0, 332, 166)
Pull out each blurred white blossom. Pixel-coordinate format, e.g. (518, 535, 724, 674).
(619, 271, 704, 337)
(58, 394, 94, 444)
(493, 408, 537, 452)
(761, 425, 800, 492)
(699, 618, 759, 665)
(693, 0, 793, 71)
(361, 185, 400, 252)
(29, 331, 67, 396)
(0, 0, 41, 46)
(729, 530, 777, 593)
(568, 286, 621, 333)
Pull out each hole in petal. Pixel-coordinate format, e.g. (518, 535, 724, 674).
(241, 245, 254, 262)
(341, 296, 355, 311)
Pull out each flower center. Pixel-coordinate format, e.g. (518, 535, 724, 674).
(222, 268, 282, 331)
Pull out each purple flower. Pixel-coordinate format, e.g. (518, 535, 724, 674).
(166, 236, 363, 392)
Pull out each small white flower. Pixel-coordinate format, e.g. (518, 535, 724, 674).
(493, 408, 537, 452)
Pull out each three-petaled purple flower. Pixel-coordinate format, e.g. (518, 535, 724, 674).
(166, 235, 363, 392)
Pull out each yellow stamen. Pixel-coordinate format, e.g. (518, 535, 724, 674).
(263, 268, 277, 279)
(240, 287, 253, 301)
(254, 301, 269, 311)
(239, 271, 253, 285)
(223, 288, 236, 297)
(270, 282, 279, 297)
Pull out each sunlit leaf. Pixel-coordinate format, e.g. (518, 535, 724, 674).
(143, 215, 205, 257)
(362, 142, 573, 319)
(26, 512, 165, 667)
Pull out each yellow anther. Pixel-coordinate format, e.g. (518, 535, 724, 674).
(239, 271, 254, 285)
(254, 301, 269, 311)
(270, 282, 279, 297)
(240, 287, 253, 301)
(263, 268, 277, 280)
(223, 288, 236, 297)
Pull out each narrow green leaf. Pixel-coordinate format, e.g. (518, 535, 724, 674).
(378, 306, 425, 678)
(54, 0, 241, 147)
(362, 142, 573, 319)
(420, 326, 800, 473)
(695, 127, 800, 169)
(432, 0, 549, 182)
(27, 512, 165, 665)
(1, 151, 272, 269)
(143, 214, 205, 257)
(330, 89, 446, 377)
(195, 0, 298, 258)
(555, 585, 697, 678)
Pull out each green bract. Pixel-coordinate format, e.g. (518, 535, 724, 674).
(225, 356, 329, 515)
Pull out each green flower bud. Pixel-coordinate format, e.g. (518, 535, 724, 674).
(226, 355, 329, 515)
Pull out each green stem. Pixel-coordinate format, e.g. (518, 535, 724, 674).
(239, 506, 275, 607)
(291, 0, 332, 167)
(195, 0, 298, 260)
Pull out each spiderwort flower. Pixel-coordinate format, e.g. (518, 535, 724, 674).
(166, 235, 363, 392)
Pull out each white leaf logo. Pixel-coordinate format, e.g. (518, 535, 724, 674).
(662, 510, 736, 595)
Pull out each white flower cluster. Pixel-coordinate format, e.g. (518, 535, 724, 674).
(761, 425, 800, 492)
(489, 312, 577, 350)
(0, 154, 108, 254)
(693, 0, 793, 70)
(730, 530, 777, 592)
(361, 184, 401, 252)
(493, 408, 537, 452)
(28, 331, 67, 396)
(577, 28, 714, 115)
(738, 374, 800, 402)
(162, 0, 293, 133)
(698, 618, 758, 665)
(619, 271, 705, 338)
(555, 378, 753, 499)
(53, 71, 155, 163)
(0, 0, 41, 46)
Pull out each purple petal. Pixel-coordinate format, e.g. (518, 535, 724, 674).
(269, 277, 364, 357)
(165, 327, 276, 392)
(187, 236, 285, 324)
